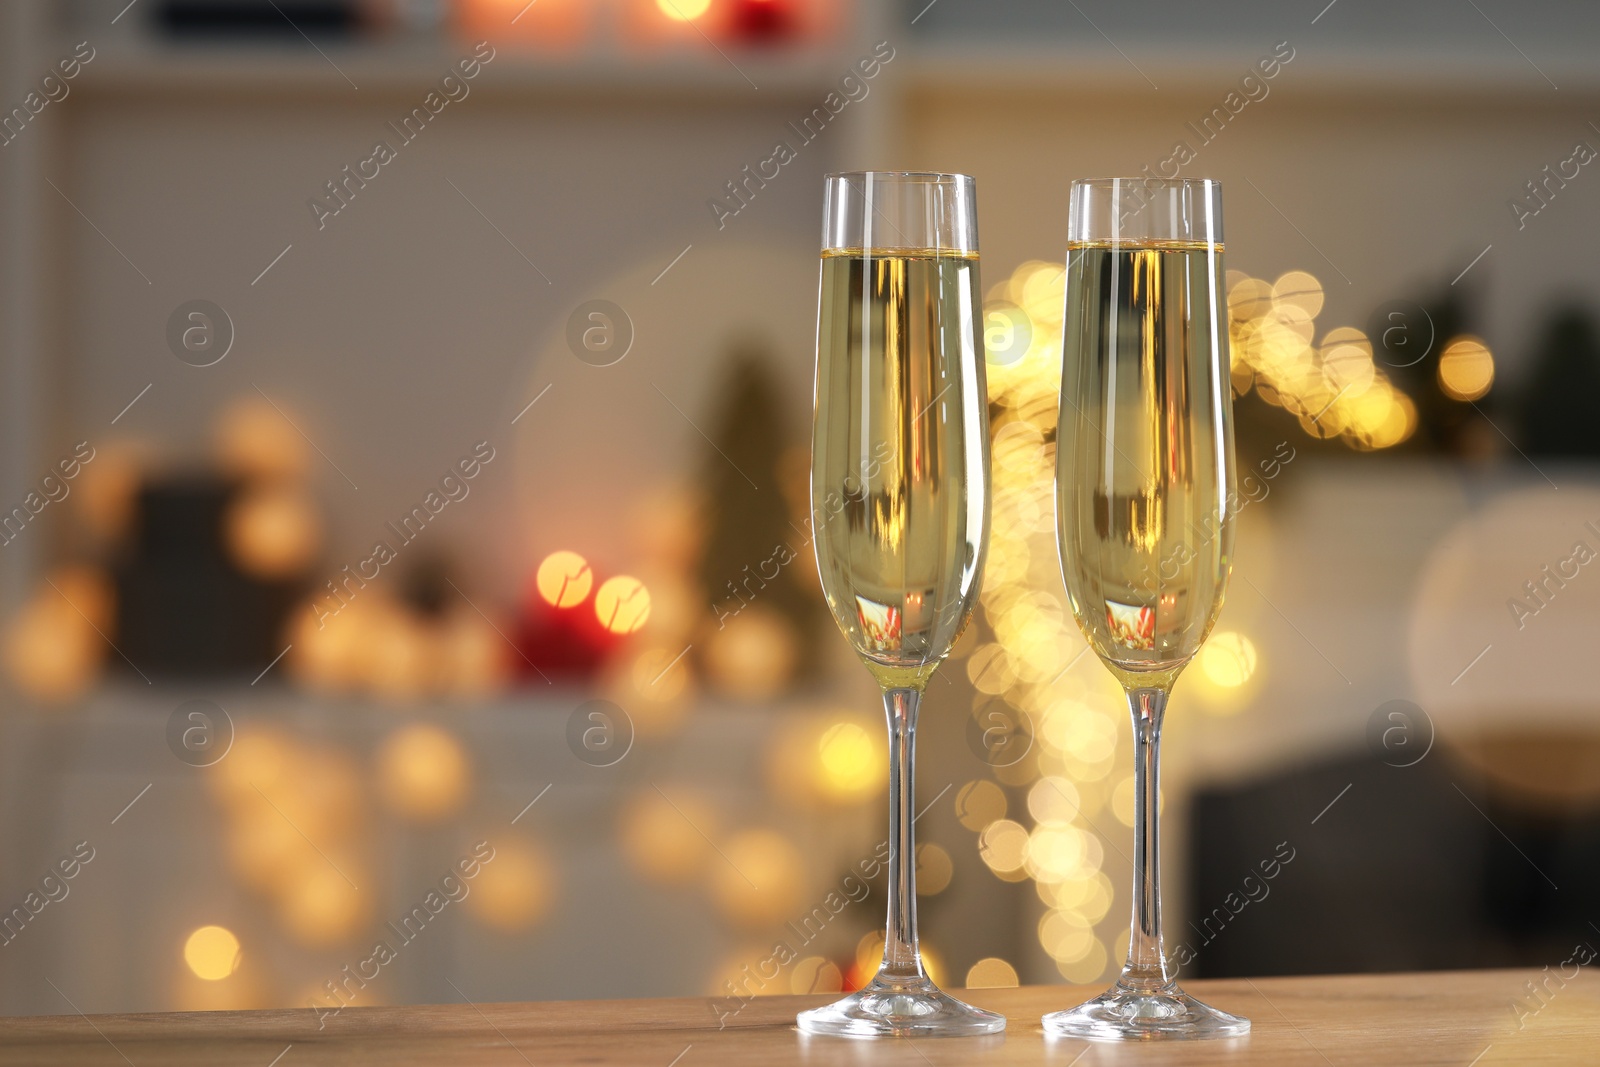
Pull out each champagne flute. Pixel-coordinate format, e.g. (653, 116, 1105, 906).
(799, 172, 1003, 1038)
(1045, 177, 1249, 1040)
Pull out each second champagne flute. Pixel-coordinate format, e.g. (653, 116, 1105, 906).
(1046, 177, 1250, 1040)
(799, 172, 1003, 1038)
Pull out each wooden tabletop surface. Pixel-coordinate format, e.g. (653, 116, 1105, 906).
(0, 970, 1594, 1065)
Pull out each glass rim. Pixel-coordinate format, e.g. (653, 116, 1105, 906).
(821, 170, 979, 252)
(825, 170, 974, 184)
(1070, 176, 1222, 190)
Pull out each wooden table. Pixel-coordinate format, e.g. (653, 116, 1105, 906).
(2, 971, 1595, 1065)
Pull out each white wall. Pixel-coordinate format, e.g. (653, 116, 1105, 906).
(901, 58, 1600, 379)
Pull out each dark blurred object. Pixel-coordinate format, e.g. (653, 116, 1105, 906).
(399, 553, 452, 618)
(155, 1, 361, 39)
(115, 477, 301, 677)
(1188, 746, 1600, 978)
(1517, 307, 1600, 458)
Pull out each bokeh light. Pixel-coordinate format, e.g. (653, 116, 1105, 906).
(815, 721, 884, 804)
(630, 645, 692, 702)
(375, 724, 471, 822)
(703, 607, 797, 700)
(915, 842, 953, 896)
(2, 587, 102, 703)
(1027, 776, 1080, 825)
(955, 780, 1007, 831)
(1320, 327, 1376, 398)
(279, 865, 366, 947)
(1228, 275, 1274, 322)
(184, 925, 242, 981)
(438, 609, 510, 698)
(536, 551, 594, 608)
(466, 839, 555, 932)
(1058, 937, 1110, 984)
(1221, 266, 1417, 449)
(48, 565, 115, 631)
(1197, 632, 1258, 689)
(225, 807, 304, 893)
(595, 575, 651, 634)
(366, 609, 436, 704)
(965, 957, 1019, 989)
(919, 943, 947, 987)
(1025, 824, 1102, 884)
(855, 929, 886, 977)
(224, 484, 321, 579)
(972, 261, 1127, 960)
(978, 819, 1029, 880)
(619, 788, 716, 884)
(1039, 909, 1097, 963)
(73, 443, 145, 545)
(1438, 335, 1495, 401)
(1110, 776, 1161, 827)
(215, 397, 311, 482)
(791, 957, 844, 994)
(708, 829, 806, 926)
(1273, 270, 1325, 317)
(657, 0, 711, 20)
(211, 725, 291, 804)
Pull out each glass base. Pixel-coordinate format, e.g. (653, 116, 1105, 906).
(1042, 981, 1250, 1041)
(796, 972, 1006, 1038)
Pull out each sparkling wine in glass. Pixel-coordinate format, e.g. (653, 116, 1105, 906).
(799, 172, 1003, 1038)
(1045, 177, 1250, 1040)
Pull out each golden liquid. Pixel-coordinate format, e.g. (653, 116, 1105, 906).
(812, 249, 990, 691)
(1055, 241, 1236, 690)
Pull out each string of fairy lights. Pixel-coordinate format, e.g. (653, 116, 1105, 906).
(961, 256, 1495, 984)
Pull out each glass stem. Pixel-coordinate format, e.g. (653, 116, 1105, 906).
(880, 686, 926, 982)
(1121, 685, 1173, 992)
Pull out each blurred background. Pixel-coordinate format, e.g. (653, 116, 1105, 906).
(2, 0, 1600, 1018)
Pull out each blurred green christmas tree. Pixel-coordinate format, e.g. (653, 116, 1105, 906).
(694, 341, 827, 694)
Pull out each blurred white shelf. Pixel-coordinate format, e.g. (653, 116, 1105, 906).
(0, 683, 881, 1015)
(900, 44, 1600, 98)
(72, 39, 868, 99)
(69, 36, 1600, 102)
